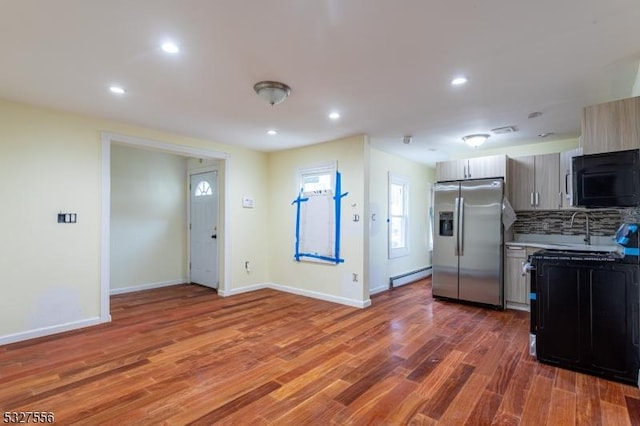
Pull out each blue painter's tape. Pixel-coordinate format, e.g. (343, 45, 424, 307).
(291, 190, 309, 262)
(624, 247, 640, 256)
(298, 253, 345, 263)
(530, 293, 537, 301)
(333, 171, 348, 264)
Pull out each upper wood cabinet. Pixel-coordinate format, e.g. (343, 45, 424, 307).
(509, 153, 560, 210)
(559, 147, 582, 209)
(582, 96, 640, 155)
(436, 154, 506, 182)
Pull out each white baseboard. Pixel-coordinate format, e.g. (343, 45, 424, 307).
(110, 279, 186, 295)
(369, 285, 389, 296)
(0, 316, 104, 346)
(218, 283, 268, 297)
(221, 282, 370, 308)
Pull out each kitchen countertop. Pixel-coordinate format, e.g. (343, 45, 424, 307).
(506, 234, 620, 253)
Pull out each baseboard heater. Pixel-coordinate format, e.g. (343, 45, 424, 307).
(389, 266, 432, 289)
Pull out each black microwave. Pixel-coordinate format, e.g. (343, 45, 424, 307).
(573, 149, 640, 208)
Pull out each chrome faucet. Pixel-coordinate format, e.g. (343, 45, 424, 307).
(570, 211, 591, 245)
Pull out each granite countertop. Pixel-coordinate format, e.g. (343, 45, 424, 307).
(506, 234, 620, 253)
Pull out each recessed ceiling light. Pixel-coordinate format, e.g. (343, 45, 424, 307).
(109, 86, 125, 95)
(451, 77, 468, 86)
(329, 111, 340, 120)
(161, 42, 180, 54)
(267, 129, 278, 135)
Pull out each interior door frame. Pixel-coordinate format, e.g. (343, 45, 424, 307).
(187, 167, 219, 287)
(100, 132, 229, 323)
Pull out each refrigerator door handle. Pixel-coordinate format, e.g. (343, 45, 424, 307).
(454, 197, 460, 256)
(459, 197, 465, 256)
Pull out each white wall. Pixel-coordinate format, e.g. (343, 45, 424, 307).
(368, 148, 435, 295)
(0, 98, 270, 343)
(110, 145, 187, 293)
(267, 135, 368, 307)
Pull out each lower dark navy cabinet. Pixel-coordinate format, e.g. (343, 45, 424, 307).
(532, 251, 640, 385)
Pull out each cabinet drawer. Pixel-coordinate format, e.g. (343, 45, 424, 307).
(506, 245, 526, 258)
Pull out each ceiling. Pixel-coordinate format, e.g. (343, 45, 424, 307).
(1, 0, 639, 165)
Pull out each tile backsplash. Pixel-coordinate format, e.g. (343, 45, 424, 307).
(512, 209, 640, 236)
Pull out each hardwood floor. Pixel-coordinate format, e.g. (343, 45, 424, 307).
(1, 278, 640, 425)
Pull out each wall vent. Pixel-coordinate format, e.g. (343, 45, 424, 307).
(491, 126, 517, 134)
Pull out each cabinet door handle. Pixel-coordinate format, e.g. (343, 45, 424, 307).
(530, 192, 534, 206)
(463, 165, 467, 179)
(467, 161, 471, 178)
(565, 173, 569, 194)
(535, 192, 539, 206)
(559, 192, 563, 209)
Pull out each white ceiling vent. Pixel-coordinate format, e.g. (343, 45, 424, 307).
(491, 126, 517, 135)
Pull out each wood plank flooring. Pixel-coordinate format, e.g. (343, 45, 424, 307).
(2, 278, 640, 425)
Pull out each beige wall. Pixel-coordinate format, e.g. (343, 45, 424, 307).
(267, 135, 368, 306)
(110, 145, 187, 292)
(368, 148, 434, 294)
(0, 98, 270, 342)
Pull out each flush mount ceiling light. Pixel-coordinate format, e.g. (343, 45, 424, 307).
(451, 76, 468, 86)
(161, 42, 180, 54)
(253, 81, 291, 106)
(328, 111, 340, 120)
(109, 86, 125, 94)
(462, 134, 490, 148)
(267, 129, 278, 135)
(402, 135, 413, 145)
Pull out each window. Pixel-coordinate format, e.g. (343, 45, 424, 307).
(194, 180, 212, 197)
(294, 162, 343, 264)
(299, 165, 334, 194)
(389, 173, 409, 258)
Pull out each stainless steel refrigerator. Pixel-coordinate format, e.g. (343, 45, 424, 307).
(432, 178, 504, 307)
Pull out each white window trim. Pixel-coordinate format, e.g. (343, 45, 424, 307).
(389, 172, 410, 259)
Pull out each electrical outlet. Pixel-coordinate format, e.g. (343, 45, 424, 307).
(542, 221, 549, 231)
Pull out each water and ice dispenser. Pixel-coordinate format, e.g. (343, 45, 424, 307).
(439, 212, 454, 236)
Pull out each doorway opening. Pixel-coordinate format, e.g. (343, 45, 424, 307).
(100, 132, 228, 323)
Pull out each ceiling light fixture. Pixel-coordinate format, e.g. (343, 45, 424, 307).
(329, 111, 340, 120)
(451, 77, 468, 86)
(528, 111, 543, 119)
(462, 134, 490, 148)
(538, 132, 554, 138)
(402, 135, 412, 145)
(109, 86, 125, 94)
(267, 129, 278, 135)
(253, 81, 291, 106)
(161, 42, 180, 54)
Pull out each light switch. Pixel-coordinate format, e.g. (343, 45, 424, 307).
(242, 197, 255, 208)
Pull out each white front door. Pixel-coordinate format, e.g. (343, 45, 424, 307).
(189, 171, 218, 288)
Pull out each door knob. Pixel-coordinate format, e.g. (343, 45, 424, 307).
(211, 234, 217, 239)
